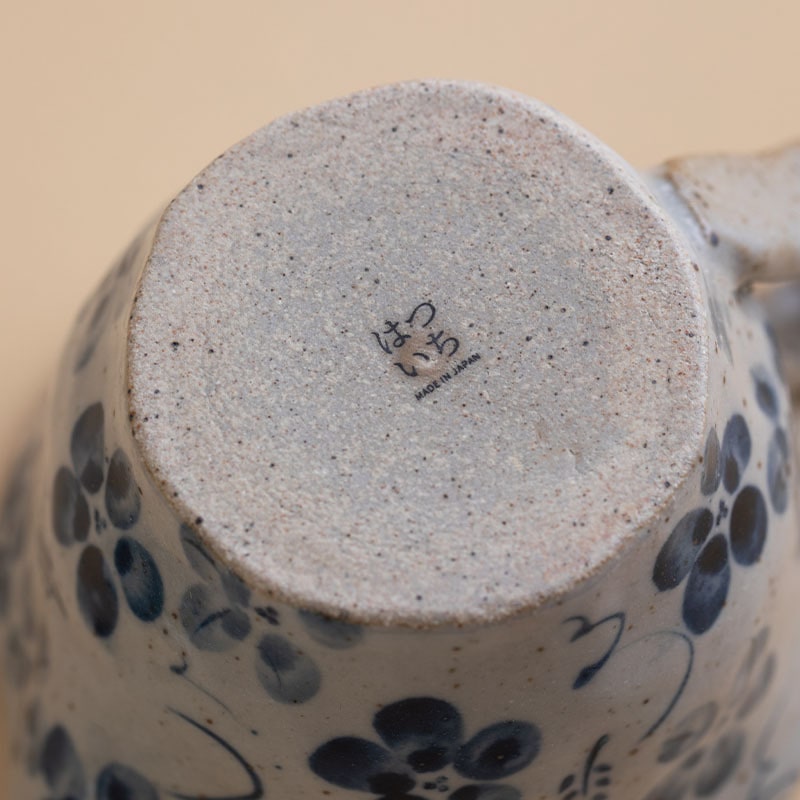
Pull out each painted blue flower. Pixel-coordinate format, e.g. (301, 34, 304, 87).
(645, 628, 777, 800)
(652, 412, 770, 635)
(179, 523, 322, 704)
(178, 523, 252, 650)
(50, 403, 164, 639)
(309, 697, 540, 800)
(652, 366, 792, 638)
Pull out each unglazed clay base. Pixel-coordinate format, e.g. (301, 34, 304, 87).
(130, 81, 708, 627)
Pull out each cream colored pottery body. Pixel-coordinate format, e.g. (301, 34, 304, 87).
(1, 82, 799, 800)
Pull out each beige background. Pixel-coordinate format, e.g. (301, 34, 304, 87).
(1, 1, 800, 795)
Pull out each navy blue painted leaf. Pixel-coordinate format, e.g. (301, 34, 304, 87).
(449, 784, 522, 800)
(653, 509, 713, 591)
(70, 403, 105, 494)
(729, 486, 768, 566)
(40, 725, 86, 799)
(96, 762, 159, 800)
(720, 415, 751, 494)
(256, 633, 320, 704)
(76, 545, 119, 638)
(455, 721, 540, 781)
(299, 609, 364, 649)
(114, 537, 164, 622)
(682, 535, 730, 635)
(374, 697, 463, 773)
(309, 736, 401, 790)
(52, 467, 90, 545)
(105, 448, 141, 530)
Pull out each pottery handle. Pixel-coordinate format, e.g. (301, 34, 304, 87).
(656, 141, 800, 284)
(651, 143, 800, 398)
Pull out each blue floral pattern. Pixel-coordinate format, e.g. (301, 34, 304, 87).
(178, 522, 324, 704)
(652, 410, 775, 635)
(35, 711, 266, 800)
(309, 697, 540, 800)
(652, 367, 792, 637)
(178, 523, 253, 650)
(750, 367, 792, 516)
(51, 402, 164, 638)
(645, 628, 777, 800)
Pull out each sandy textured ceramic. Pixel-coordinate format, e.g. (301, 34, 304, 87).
(1, 81, 799, 800)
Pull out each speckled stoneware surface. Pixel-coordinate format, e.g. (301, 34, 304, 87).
(2, 81, 800, 800)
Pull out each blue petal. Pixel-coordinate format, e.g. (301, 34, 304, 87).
(751, 367, 779, 420)
(450, 785, 522, 800)
(76, 545, 118, 638)
(298, 609, 364, 649)
(105, 448, 141, 530)
(40, 725, 86, 799)
(693, 731, 745, 796)
(700, 428, 721, 495)
(219, 566, 251, 607)
(179, 584, 251, 651)
(114, 537, 164, 622)
(180, 523, 218, 581)
(729, 486, 768, 566)
(720, 415, 751, 494)
(455, 721, 540, 780)
(256, 633, 320, 704)
(682, 534, 730, 635)
(374, 697, 463, 773)
(96, 762, 158, 800)
(309, 736, 403, 791)
(653, 509, 713, 591)
(657, 702, 718, 763)
(70, 403, 105, 494)
(52, 467, 90, 545)
(767, 428, 790, 513)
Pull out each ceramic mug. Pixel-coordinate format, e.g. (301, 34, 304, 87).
(1, 81, 799, 800)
